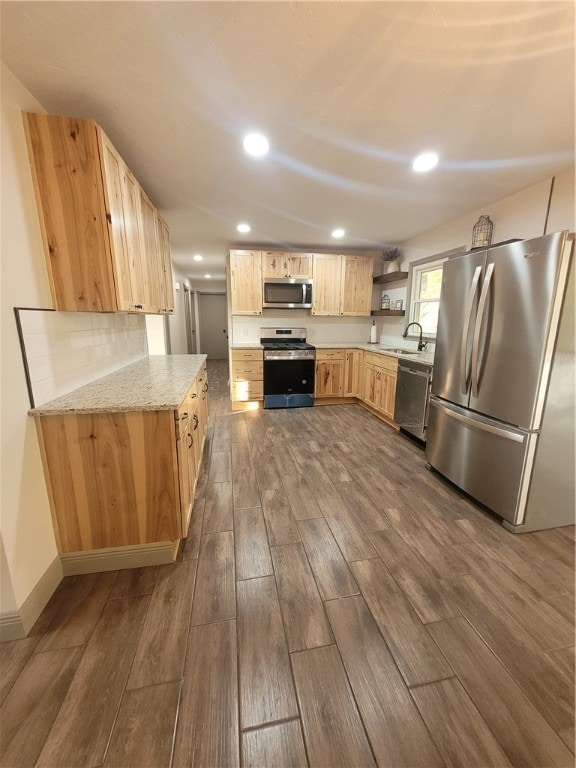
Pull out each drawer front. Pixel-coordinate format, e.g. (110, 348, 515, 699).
(316, 348, 346, 361)
(232, 361, 263, 381)
(364, 351, 397, 372)
(232, 381, 264, 401)
(231, 349, 263, 362)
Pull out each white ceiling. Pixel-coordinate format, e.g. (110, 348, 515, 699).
(1, 2, 574, 281)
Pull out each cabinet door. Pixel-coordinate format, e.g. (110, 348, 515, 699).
(140, 190, 162, 312)
(315, 360, 344, 397)
(177, 425, 193, 536)
(340, 256, 373, 316)
(121, 170, 147, 310)
(362, 364, 381, 410)
(379, 370, 397, 418)
(230, 251, 263, 314)
(344, 349, 361, 397)
(99, 135, 135, 311)
(156, 214, 175, 313)
(24, 113, 117, 311)
(286, 253, 312, 278)
(262, 251, 288, 278)
(312, 254, 341, 315)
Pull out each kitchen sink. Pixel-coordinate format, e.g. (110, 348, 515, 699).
(382, 347, 419, 355)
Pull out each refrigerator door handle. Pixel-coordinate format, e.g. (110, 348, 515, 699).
(471, 262, 495, 397)
(431, 399, 525, 442)
(460, 265, 483, 395)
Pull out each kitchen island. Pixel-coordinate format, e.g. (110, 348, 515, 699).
(31, 355, 209, 572)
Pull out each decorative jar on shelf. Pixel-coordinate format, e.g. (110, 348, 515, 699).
(381, 294, 391, 310)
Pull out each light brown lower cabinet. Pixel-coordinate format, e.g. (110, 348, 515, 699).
(362, 352, 398, 421)
(35, 368, 208, 554)
(230, 349, 263, 403)
(344, 349, 361, 397)
(315, 349, 345, 398)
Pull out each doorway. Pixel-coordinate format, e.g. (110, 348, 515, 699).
(197, 293, 228, 359)
(183, 285, 197, 354)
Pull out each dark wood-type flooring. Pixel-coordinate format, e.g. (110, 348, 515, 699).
(1, 359, 575, 767)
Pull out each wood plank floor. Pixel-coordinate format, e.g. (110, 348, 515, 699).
(1, 358, 574, 768)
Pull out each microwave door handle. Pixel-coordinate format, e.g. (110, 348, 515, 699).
(302, 283, 307, 305)
(471, 262, 494, 397)
(460, 265, 483, 395)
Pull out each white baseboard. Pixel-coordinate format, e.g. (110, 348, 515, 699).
(0, 542, 179, 642)
(60, 540, 179, 576)
(0, 556, 63, 643)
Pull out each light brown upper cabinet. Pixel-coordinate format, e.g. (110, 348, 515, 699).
(312, 254, 373, 316)
(262, 251, 312, 279)
(340, 255, 373, 316)
(23, 112, 173, 314)
(229, 250, 263, 315)
(311, 254, 342, 315)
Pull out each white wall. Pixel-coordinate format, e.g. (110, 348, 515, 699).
(0, 64, 61, 617)
(373, 167, 576, 347)
(166, 268, 189, 354)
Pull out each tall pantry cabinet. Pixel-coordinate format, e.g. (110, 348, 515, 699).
(23, 112, 174, 314)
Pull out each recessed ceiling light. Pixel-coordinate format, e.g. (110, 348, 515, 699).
(193, 254, 204, 262)
(237, 222, 251, 233)
(332, 228, 345, 239)
(412, 152, 439, 172)
(243, 133, 269, 157)
(204, 274, 212, 279)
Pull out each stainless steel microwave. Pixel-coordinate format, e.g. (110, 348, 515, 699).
(262, 278, 313, 309)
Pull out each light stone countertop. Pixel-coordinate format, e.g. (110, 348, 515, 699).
(230, 342, 434, 366)
(30, 355, 207, 416)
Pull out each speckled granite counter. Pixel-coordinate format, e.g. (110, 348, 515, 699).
(30, 355, 207, 415)
(230, 342, 434, 366)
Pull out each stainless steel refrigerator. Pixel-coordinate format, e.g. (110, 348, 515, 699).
(426, 231, 574, 532)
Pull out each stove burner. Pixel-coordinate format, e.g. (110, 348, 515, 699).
(261, 341, 315, 351)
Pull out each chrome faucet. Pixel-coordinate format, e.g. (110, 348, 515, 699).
(403, 322, 427, 351)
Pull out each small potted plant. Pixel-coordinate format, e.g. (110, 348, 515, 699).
(382, 247, 402, 273)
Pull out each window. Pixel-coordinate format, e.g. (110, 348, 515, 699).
(405, 246, 465, 338)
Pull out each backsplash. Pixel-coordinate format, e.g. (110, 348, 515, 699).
(232, 314, 372, 344)
(17, 309, 148, 407)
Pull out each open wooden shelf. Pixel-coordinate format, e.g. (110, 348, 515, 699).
(373, 271, 409, 285)
(371, 309, 406, 316)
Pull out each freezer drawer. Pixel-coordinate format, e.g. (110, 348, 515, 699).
(426, 398, 535, 524)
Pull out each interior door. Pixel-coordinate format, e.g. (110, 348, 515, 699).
(432, 250, 486, 407)
(197, 293, 228, 359)
(468, 233, 566, 428)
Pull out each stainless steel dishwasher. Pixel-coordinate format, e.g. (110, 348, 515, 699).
(394, 358, 433, 442)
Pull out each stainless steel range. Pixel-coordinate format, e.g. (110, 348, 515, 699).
(261, 327, 315, 409)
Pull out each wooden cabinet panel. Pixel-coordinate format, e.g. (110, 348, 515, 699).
(231, 349, 263, 362)
(156, 214, 175, 313)
(315, 349, 345, 398)
(100, 136, 133, 311)
(361, 354, 397, 420)
(262, 252, 312, 278)
(287, 253, 312, 278)
(340, 256, 373, 316)
(36, 411, 181, 552)
(344, 349, 361, 397)
(231, 351, 263, 403)
(24, 113, 117, 312)
(312, 255, 372, 317)
(312, 255, 342, 315)
(262, 251, 288, 278)
(230, 251, 262, 315)
(23, 112, 171, 315)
